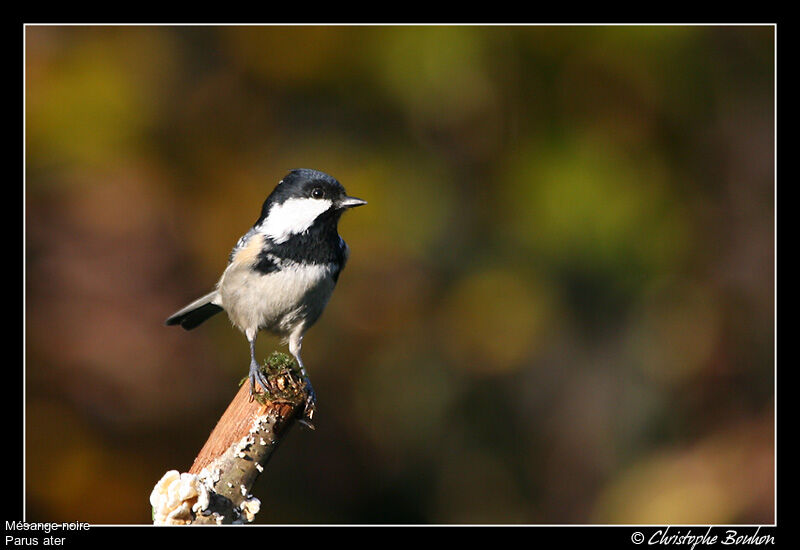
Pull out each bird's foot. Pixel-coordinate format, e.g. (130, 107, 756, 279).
(297, 377, 317, 430)
(248, 359, 271, 398)
(247, 357, 316, 428)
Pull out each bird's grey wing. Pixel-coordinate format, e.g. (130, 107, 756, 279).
(166, 229, 265, 331)
(228, 227, 265, 263)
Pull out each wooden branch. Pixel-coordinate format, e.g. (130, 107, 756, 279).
(150, 352, 309, 525)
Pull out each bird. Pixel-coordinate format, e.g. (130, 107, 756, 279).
(165, 168, 366, 424)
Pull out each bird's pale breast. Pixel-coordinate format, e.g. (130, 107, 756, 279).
(217, 238, 337, 336)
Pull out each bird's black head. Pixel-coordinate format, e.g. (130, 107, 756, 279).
(255, 169, 366, 242)
(267, 169, 343, 205)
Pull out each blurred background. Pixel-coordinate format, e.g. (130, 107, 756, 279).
(24, 25, 774, 524)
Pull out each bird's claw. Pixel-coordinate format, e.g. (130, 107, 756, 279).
(247, 360, 317, 429)
(299, 378, 317, 429)
(248, 361, 272, 398)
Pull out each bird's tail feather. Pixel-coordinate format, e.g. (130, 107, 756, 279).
(165, 291, 223, 330)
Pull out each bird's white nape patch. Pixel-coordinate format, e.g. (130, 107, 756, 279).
(258, 197, 332, 243)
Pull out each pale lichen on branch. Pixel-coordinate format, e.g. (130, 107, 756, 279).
(150, 352, 308, 525)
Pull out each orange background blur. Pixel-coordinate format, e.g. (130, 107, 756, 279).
(24, 24, 774, 524)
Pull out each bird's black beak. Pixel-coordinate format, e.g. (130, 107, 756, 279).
(339, 196, 368, 209)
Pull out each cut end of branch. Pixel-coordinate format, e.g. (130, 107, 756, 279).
(151, 351, 310, 525)
(245, 351, 308, 407)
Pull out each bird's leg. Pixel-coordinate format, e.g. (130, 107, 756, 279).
(247, 329, 270, 396)
(289, 329, 316, 426)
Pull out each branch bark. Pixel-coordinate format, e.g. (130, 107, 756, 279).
(150, 352, 309, 525)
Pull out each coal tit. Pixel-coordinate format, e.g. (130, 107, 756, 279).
(165, 168, 366, 423)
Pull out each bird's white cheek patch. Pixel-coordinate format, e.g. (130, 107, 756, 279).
(259, 198, 332, 243)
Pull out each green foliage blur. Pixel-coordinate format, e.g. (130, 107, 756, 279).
(24, 25, 774, 524)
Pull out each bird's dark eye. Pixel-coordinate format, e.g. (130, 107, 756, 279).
(311, 187, 325, 199)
